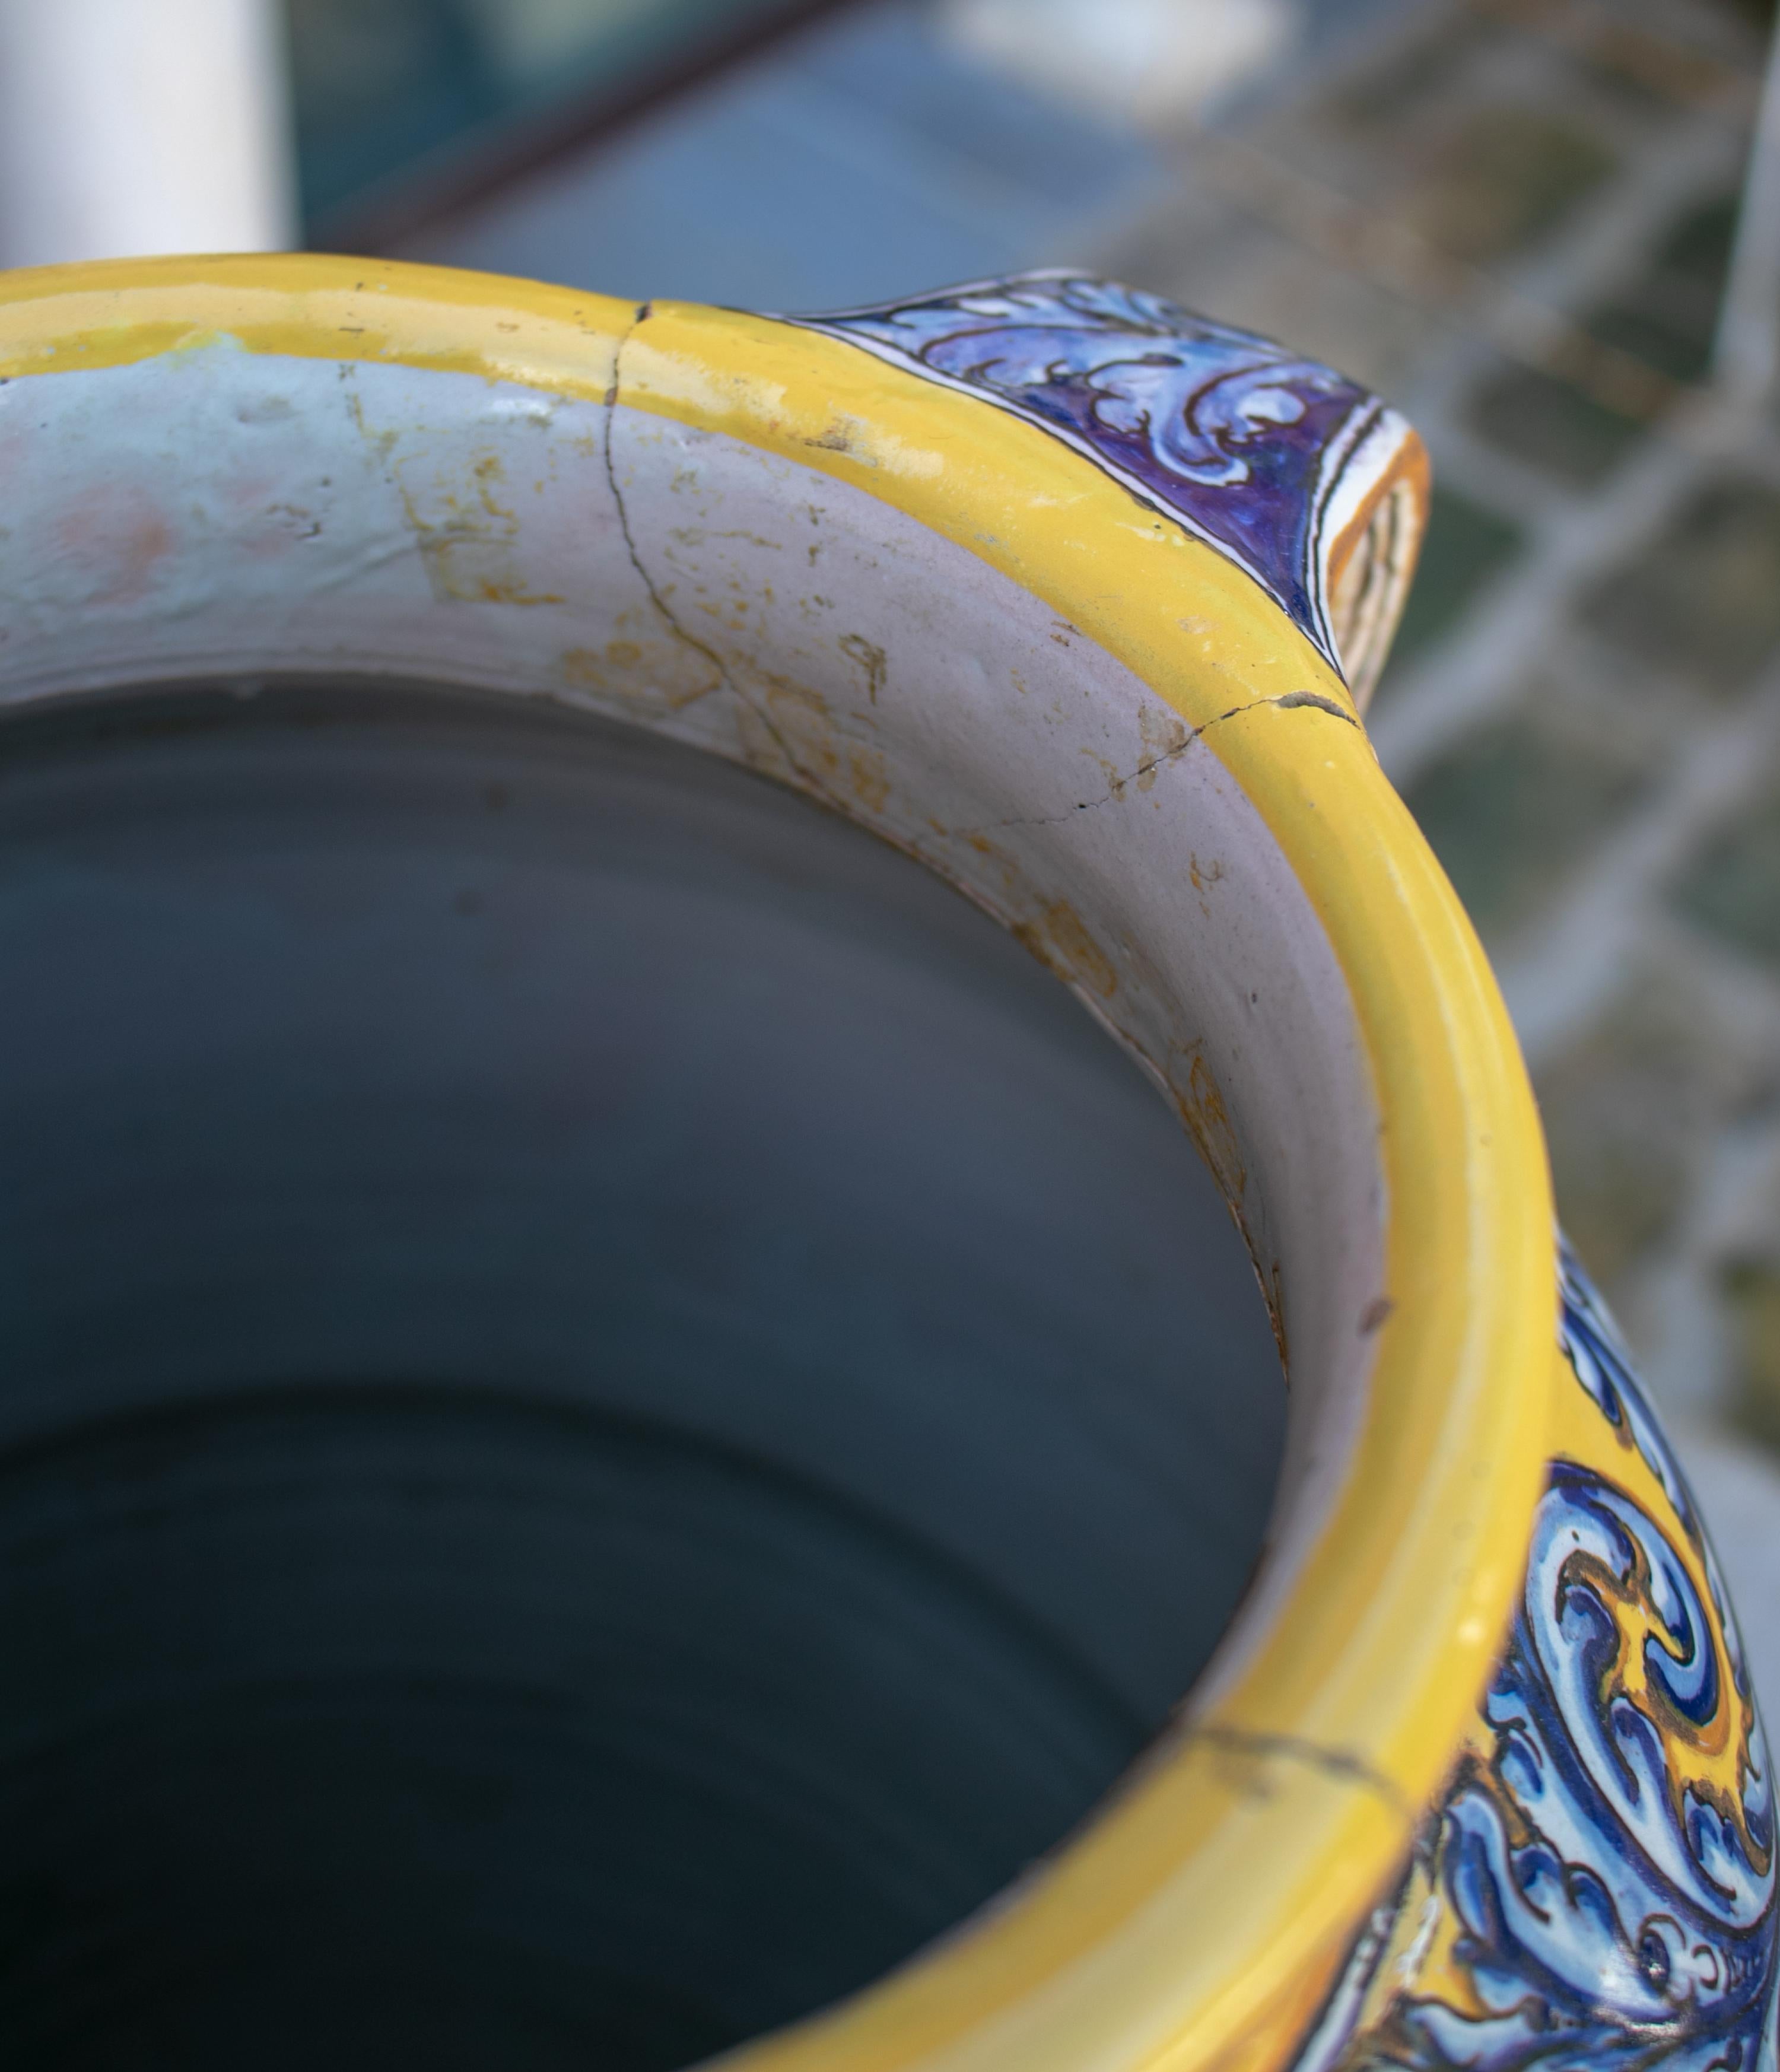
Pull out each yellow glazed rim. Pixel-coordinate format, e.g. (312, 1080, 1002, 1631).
(0, 254, 1556, 2072)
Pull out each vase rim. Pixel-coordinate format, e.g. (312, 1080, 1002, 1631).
(0, 252, 1556, 2072)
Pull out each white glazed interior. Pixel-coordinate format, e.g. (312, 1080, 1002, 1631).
(0, 342, 1387, 1704)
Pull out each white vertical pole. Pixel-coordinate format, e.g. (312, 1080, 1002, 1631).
(1714, 18, 1780, 409)
(0, 0, 296, 270)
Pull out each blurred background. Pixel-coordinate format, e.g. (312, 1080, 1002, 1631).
(4, 0, 1779, 1697)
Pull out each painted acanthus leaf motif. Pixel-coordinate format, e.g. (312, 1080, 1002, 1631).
(1559, 1236, 1697, 1531)
(848, 277, 1351, 488)
(1559, 1234, 1761, 1800)
(1409, 1464, 1775, 2072)
(1292, 1245, 1778, 2072)
(792, 272, 1397, 676)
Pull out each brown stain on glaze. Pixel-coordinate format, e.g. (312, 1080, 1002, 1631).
(344, 393, 565, 607)
(1172, 1044, 1247, 1207)
(953, 830, 1290, 1377)
(557, 622, 721, 709)
(749, 669, 893, 814)
(1081, 748, 1129, 805)
(1137, 702, 1191, 791)
(1011, 899, 1119, 1000)
(802, 415, 876, 462)
(1170, 1041, 1289, 1372)
(847, 751, 891, 813)
(838, 631, 887, 705)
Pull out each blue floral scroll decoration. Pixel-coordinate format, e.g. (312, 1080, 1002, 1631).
(789, 272, 1398, 679)
(1295, 1247, 1778, 2072)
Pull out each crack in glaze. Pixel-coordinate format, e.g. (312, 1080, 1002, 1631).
(1188, 1724, 1415, 1825)
(952, 688, 1359, 838)
(602, 302, 840, 804)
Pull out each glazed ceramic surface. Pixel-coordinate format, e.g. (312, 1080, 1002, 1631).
(0, 256, 1766, 2071)
(1301, 1242, 1775, 2072)
(793, 274, 1778, 2072)
(789, 272, 1423, 702)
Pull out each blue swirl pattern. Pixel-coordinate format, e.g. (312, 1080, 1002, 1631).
(1559, 1237, 1697, 1533)
(792, 272, 1392, 675)
(1295, 1249, 1777, 2072)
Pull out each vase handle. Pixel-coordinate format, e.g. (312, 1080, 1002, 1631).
(786, 269, 1430, 710)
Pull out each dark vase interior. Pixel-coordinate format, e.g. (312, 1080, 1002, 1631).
(0, 681, 1285, 2072)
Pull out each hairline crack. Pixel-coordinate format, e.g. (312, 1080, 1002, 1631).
(955, 687, 1360, 837)
(1185, 1723, 1413, 1825)
(601, 300, 840, 801)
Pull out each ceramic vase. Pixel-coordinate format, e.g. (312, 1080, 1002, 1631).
(0, 256, 1769, 2072)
